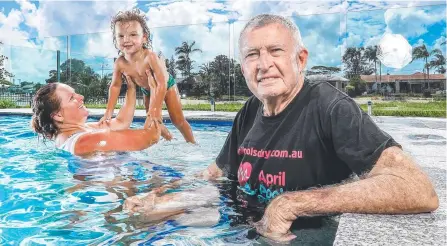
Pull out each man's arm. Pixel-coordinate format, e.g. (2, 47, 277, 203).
(255, 146, 439, 242)
(287, 146, 438, 214)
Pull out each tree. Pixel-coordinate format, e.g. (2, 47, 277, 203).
(364, 46, 382, 86)
(348, 75, 367, 97)
(45, 58, 101, 101)
(175, 41, 202, 78)
(342, 47, 374, 79)
(34, 83, 43, 92)
(0, 41, 14, 82)
(166, 56, 177, 79)
(46, 70, 58, 83)
(411, 44, 442, 89)
(429, 51, 446, 74)
(60, 59, 98, 86)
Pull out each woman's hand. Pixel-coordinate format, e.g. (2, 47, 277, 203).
(123, 73, 136, 90)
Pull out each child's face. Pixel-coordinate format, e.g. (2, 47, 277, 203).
(115, 20, 147, 55)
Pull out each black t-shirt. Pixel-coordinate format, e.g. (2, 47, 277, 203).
(216, 80, 400, 205)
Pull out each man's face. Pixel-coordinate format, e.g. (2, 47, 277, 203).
(115, 20, 147, 55)
(240, 23, 308, 100)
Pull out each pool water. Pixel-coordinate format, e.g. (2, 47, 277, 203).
(0, 115, 254, 245)
(0, 115, 342, 246)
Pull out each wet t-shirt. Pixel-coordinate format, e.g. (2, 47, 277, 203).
(216, 80, 400, 205)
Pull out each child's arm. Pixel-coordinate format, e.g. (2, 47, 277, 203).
(100, 59, 123, 124)
(87, 74, 136, 130)
(146, 52, 168, 120)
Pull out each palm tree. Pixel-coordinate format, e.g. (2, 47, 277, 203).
(411, 44, 440, 89)
(199, 62, 216, 97)
(364, 45, 382, 91)
(175, 41, 202, 79)
(429, 51, 446, 74)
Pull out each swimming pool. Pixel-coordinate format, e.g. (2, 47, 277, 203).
(0, 115, 236, 244)
(0, 115, 342, 245)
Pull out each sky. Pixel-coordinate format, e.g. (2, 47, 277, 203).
(0, 0, 445, 84)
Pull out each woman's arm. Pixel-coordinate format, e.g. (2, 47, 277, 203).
(72, 126, 161, 156)
(75, 60, 167, 156)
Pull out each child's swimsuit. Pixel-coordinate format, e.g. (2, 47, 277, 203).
(141, 74, 176, 96)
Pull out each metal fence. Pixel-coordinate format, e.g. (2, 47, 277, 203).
(0, 93, 33, 107)
(0, 92, 148, 108)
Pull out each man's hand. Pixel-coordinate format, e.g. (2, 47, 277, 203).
(254, 193, 298, 242)
(123, 192, 157, 214)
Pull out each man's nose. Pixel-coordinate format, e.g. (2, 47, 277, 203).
(258, 51, 273, 72)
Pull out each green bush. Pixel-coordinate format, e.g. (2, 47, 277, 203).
(368, 109, 446, 118)
(345, 85, 356, 97)
(0, 99, 16, 109)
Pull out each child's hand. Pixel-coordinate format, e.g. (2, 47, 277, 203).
(99, 110, 114, 125)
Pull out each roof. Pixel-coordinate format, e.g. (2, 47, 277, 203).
(361, 72, 446, 83)
(307, 74, 349, 82)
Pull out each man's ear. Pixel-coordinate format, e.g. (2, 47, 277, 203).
(51, 111, 64, 123)
(297, 48, 308, 72)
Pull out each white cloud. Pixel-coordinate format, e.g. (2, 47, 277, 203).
(27, 0, 137, 39)
(85, 32, 117, 58)
(145, 1, 228, 27)
(384, 7, 445, 37)
(433, 36, 446, 52)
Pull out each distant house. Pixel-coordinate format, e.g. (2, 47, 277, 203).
(360, 72, 446, 93)
(307, 74, 349, 91)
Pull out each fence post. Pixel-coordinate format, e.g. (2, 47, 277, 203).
(57, 50, 60, 82)
(210, 97, 215, 112)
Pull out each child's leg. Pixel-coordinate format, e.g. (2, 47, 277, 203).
(165, 85, 196, 143)
(142, 88, 172, 140)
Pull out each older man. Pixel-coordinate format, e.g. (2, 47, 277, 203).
(125, 14, 439, 242)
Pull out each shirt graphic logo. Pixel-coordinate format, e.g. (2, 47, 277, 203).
(238, 161, 252, 185)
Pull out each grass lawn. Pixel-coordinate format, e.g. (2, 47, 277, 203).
(1, 99, 445, 118)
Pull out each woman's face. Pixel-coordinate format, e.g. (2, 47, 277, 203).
(52, 83, 89, 125)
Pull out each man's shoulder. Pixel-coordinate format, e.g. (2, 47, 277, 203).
(234, 95, 260, 123)
(305, 79, 350, 109)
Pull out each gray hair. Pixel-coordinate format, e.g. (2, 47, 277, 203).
(238, 14, 305, 58)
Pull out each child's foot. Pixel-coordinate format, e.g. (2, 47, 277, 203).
(160, 124, 173, 141)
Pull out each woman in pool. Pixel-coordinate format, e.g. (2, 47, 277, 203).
(31, 56, 170, 156)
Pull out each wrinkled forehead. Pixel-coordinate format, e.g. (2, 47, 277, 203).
(239, 23, 294, 52)
(115, 21, 143, 33)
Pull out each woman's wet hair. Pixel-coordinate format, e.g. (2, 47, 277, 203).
(31, 83, 61, 140)
(111, 8, 152, 52)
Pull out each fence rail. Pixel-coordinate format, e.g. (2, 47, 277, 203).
(0, 93, 147, 107)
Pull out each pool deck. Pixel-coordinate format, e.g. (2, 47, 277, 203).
(1, 108, 446, 245)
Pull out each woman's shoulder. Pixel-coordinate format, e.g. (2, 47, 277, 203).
(57, 131, 91, 154)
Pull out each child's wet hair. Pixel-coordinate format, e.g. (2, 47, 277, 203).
(111, 8, 152, 52)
